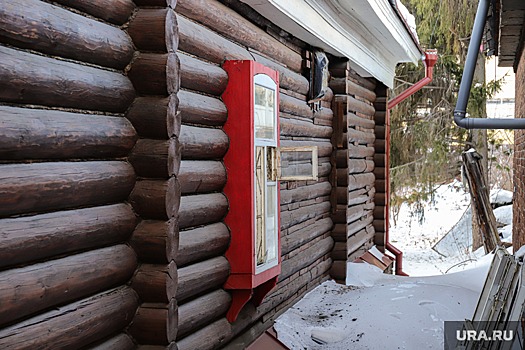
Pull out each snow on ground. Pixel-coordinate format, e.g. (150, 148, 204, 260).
(275, 181, 515, 349)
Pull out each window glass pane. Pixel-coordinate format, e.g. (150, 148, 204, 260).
(266, 184, 278, 263)
(254, 84, 275, 140)
(280, 150, 316, 178)
(255, 146, 266, 266)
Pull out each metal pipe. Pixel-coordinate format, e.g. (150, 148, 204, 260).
(454, 0, 525, 129)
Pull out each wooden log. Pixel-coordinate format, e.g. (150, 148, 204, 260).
(348, 187, 375, 206)
(280, 139, 332, 158)
(252, 52, 309, 94)
(373, 205, 386, 219)
(177, 222, 230, 267)
(129, 139, 180, 178)
(178, 52, 228, 96)
(374, 167, 386, 179)
(280, 237, 334, 280)
(374, 231, 385, 246)
(177, 289, 231, 339)
(282, 218, 333, 255)
(337, 170, 375, 189)
(131, 262, 177, 303)
(374, 153, 386, 166)
(177, 14, 251, 64)
(0, 245, 137, 327)
(178, 90, 227, 126)
(375, 180, 386, 193)
(348, 226, 375, 254)
(375, 192, 386, 206)
(0, 161, 135, 218)
(280, 182, 332, 205)
(128, 301, 178, 345)
(330, 260, 346, 280)
(373, 219, 385, 232)
(52, 0, 135, 25)
(281, 202, 331, 230)
(375, 139, 386, 153)
(127, 95, 180, 140)
(128, 53, 179, 96)
(348, 159, 375, 174)
(331, 241, 348, 260)
(329, 78, 377, 102)
(178, 160, 226, 194)
(0, 286, 138, 350)
(375, 125, 386, 139)
(348, 144, 375, 158)
(349, 70, 377, 91)
(177, 318, 232, 350)
(180, 125, 229, 160)
(346, 127, 376, 145)
(86, 334, 135, 350)
(347, 95, 375, 116)
(346, 112, 375, 129)
(134, 0, 178, 6)
(0, 106, 137, 160)
(374, 97, 387, 111)
(0, 0, 133, 69)
(0, 46, 134, 113)
(130, 219, 178, 264)
(177, 257, 230, 302)
(329, 59, 349, 78)
(0, 204, 136, 269)
(344, 213, 374, 238)
(176, 0, 302, 73)
(280, 93, 313, 118)
(280, 118, 332, 138)
(129, 178, 181, 220)
(179, 193, 228, 229)
(128, 8, 178, 52)
(375, 111, 386, 124)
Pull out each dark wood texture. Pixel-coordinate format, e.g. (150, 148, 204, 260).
(178, 193, 228, 229)
(128, 301, 178, 345)
(0, 161, 135, 218)
(179, 125, 229, 160)
(0, 106, 137, 160)
(178, 160, 226, 194)
(0, 46, 135, 112)
(177, 289, 231, 339)
(127, 95, 180, 140)
(131, 262, 177, 303)
(52, 0, 135, 25)
(178, 52, 228, 96)
(128, 8, 179, 52)
(0, 245, 137, 327)
(178, 90, 227, 126)
(130, 219, 178, 264)
(176, 257, 229, 302)
(0, 0, 134, 69)
(86, 333, 135, 350)
(177, 318, 232, 350)
(177, 222, 230, 267)
(0, 286, 138, 350)
(0, 204, 136, 269)
(129, 178, 181, 220)
(129, 139, 180, 178)
(128, 53, 180, 96)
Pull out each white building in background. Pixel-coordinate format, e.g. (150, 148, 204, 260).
(486, 56, 515, 119)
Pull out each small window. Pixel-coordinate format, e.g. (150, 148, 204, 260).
(277, 146, 318, 181)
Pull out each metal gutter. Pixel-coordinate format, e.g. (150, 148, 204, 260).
(454, 0, 525, 129)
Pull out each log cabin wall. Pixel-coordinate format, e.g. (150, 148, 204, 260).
(373, 86, 389, 252)
(172, 0, 336, 348)
(328, 61, 379, 281)
(0, 0, 140, 348)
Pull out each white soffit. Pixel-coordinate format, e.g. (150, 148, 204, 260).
(240, 0, 422, 88)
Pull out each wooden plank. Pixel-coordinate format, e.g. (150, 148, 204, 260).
(0, 161, 135, 218)
(177, 222, 230, 267)
(0, 204, 136, 269)
(179, 193, 228, 229)
(128, 8, 178, 53)
(0, 46, 134, 112)
(0, 286, 139, 350)
(0, 106, 137, 160)
(177, 257, 230, 302)
(52, 0, 135, 25)
(0, 0, 133, 69)
(0, 246, 137, 327)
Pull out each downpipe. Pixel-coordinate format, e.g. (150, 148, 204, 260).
(454, 0, 525, 129)
(386, 50, 438, 276)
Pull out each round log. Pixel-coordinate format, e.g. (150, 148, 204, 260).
(178, 160, 226, 194)
(0, 0, 134, 69)
(177, 289, 231, 339)
(128, 53, 180, 96)
(176, 0, 302, 73)
(178, 193, 228, 229)
(280, 182, 332, 205)
(127, 95, 180, 140)
(0, 245, 137, 327)
(280, 118, 332, 139)
(128, 8, 178, 53)
(128, 300, 178, 345)
(129, 178, 181, 220)
(133, 0, 177, 6)
(130, 219, 178, 264)
(131, 261, 177, 303)
(176, 222, 230, 267)
(347, 95, 375, 117)
(178, 52, 228, 96)
(178, 89, 227, 126)
(52, 0, 135, 25)
(129, 139, 180, 178)
(85, 334, 135, 350)
(0, 286, 139, 350)
(0, 161, 135, 218)
(0, 106, 137, 160)
(250, 52, 309, 95)
(279, 93, 314, 118)
(0, 204, 136, 269)
(176, 318, 232, 350)
(0, 46, 135, 113)
(177, 14, 252, 64)
(176, 256, 229, 302)
(179, 125, 229, 160)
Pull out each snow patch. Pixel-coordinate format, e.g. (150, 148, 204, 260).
(494, 205, 513, 226)
(490, 188, 513, 206)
